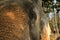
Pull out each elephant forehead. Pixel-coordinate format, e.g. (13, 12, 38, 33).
(4, 12, 16, 20)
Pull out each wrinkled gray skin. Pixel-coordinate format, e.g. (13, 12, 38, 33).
(0, 0, 40, 40)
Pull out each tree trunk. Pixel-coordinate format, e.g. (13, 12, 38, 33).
(39, 0, 51, 40)
(41, 17, 51, 40)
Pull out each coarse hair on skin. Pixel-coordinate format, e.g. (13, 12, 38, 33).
(0, 2, 30, 40)
(0, 0, 40, 40)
